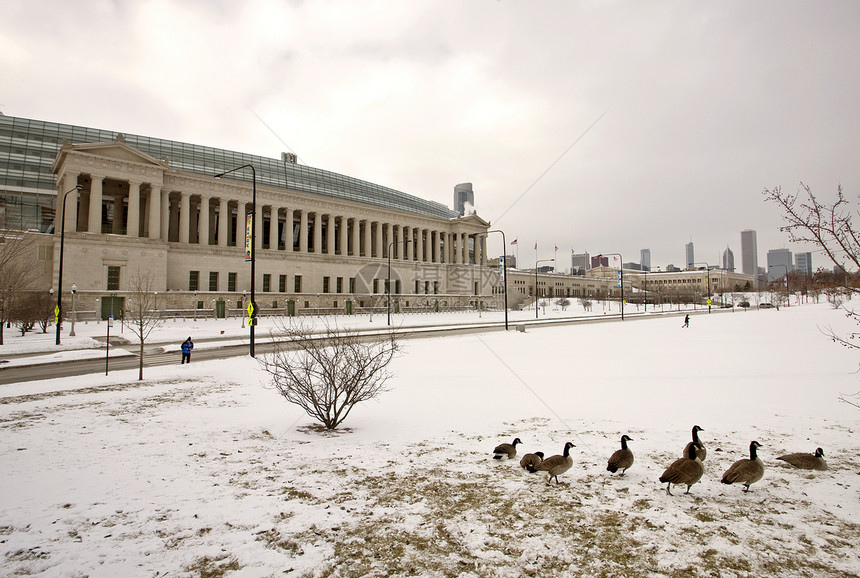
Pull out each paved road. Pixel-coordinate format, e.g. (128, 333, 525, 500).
(0, 309, 714, 386)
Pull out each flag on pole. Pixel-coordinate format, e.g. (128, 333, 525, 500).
(554, 245, 558, 252)
(534, 242, 538, 251)
(510, 238, 518, 245)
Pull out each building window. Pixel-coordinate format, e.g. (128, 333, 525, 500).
(107, 266, 121, 291)
(228, 272, 237, 292)
(279, 274, 286, 293)
(263, 274, 271, 292)
(433, 281, 439, 294)
(197, 301, 204, 309)
(349, 277, 355, 293)
(323, 276, 330, 293)
(336, 277, 343, 293)
(294, 275, 302, 293)
(189, 270, 199, 292)
(373, 279, 379, 293)
(209, 272, 218, 292)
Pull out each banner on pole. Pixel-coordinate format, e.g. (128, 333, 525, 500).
(244, 214, 253, 261)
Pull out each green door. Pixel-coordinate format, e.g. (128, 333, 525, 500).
(215, 300, 226, 318)
(345, 300, 353, 315)
(100, 296, 124, 320)
(287, 300, 295, 317)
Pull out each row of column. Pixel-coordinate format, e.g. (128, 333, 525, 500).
(58, 172, 487, 265)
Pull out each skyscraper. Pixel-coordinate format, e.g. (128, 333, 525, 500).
(795, 252, 813, 276)
(767, 248, 793, 282)
(453, 183, 474, 216)
(741, 230, 758, 277)
(685, 242, 694, 269)
(722, 247, 735, 272)
(640, 248, 651, 271)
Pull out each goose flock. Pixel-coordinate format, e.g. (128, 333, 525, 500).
(493, 425, 828, 494)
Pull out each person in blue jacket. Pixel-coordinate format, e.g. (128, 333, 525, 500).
(181, 336, 194, 364)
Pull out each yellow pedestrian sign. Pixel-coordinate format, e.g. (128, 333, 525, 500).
(247, 302, 255, 316)
(54, 304, 60, 323)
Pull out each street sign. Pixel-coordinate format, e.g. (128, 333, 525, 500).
(247, 302, 255, 316)
(108, 313, 114, 328)
(54, 305, 60, 323)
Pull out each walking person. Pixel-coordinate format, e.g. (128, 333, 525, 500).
(683, 314, 690, 328)
(181, 336, 194, 364)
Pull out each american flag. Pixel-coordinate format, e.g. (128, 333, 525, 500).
(510, 238, 518, 245)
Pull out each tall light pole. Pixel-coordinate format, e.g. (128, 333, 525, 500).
(693, 262, 711, 313)
(643, 268, 647, 312)
(488, 229, 509, 330)
(56, 184, 83, 345)
(598, 253, 624, 320)
(769, 264, 790, 307)
(387, 239, 411, 326)
(535, 258, 555, 318)
(214, 165, 257, 357)
(69, 283, 77, 336)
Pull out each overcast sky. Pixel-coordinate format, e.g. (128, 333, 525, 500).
(3, 0, 859, 271)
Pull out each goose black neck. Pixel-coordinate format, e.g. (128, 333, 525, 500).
(692, 428, 700, 444)
(749, 442, 758, 460)
(563, 444, 571, 457)
(621, 437, 628, 450)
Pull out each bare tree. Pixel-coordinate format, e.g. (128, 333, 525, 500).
(259, 320, 402, 430)
(124, 269, 163, 381)
(0, 232, 38, 345)
(13, 290, 53, 335)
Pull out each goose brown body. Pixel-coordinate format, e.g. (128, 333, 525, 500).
(606, 435, 634, 475)
(776, 447, 827, 470)
(493, 437, 522, 460)
(721, 441, 765, 492)
(659, 442, 704, 495)
(682, 425, 706, 462)
(534, 442, 575, 484)
(520, 451, 544, 471)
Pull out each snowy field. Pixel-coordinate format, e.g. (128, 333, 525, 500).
(1, 301, 859, 576)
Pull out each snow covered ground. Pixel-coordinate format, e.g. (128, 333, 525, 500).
(1, 300, 859, 576)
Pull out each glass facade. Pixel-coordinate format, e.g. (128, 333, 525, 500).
(0, 114, 457, 232)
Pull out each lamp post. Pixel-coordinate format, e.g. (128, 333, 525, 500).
(387, 239, 411, 326)
(769, 264, 790, 307)
(214, 165, 257, 357)
(643, 268, 647, 312)
(535, 258, 555, 318)
(242, 290, 246, 328)
(693, 262, 712, 313)
(56, 184, 83, 345)
(598, 253, 624, 320)
(69, 283, 77, 336)
(487, 230, 509, 330)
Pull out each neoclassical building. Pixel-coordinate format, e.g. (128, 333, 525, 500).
(1, 114, 495, 318)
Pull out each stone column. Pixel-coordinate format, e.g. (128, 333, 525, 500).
(148, 185, 162, 239)
(161, 190, 171, 241)
(362, 220, 371, 257)
(374, 222, 382, 258)
(283, 208, 293, 250)
(59, 173, 79, 233)
(179, 192, 191, 244)
(87, 174, 102, 234)
(112, 195, 124, 234)
(127, 180, 141, 237)
(326, 214, 335, 254)
(218, 198, 229, 246)
(299, 210, 308, 252)
(418, 229, 425, 262)
(340, 216, 349, 256)
(311, 213, 321, 253)
(238, 202, 247, 250)
(198, 195, 210, 245)
(461, 233, 468, 264)
(269, 206, 279, 250)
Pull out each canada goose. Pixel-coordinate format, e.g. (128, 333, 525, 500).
(659, 441, 704, 495)
(534, 442, 575, 484)
(520, 451, 544, 471)
(493, 437, 522, 460)
(721, 441, 765, 492)
(777, 447, 827, 470)
(606, 435, 634, 475)
(682, 425, 707, 462)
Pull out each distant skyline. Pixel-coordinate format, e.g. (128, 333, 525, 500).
(2, 1, 856, 269)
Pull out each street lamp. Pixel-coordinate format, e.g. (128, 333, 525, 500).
(693, 262, 711, 313)
(214, 165, 257, 357)
(769, 264, 790, 307)
(535, 258, 555, 319)
(56, 184, 83, 345)
(488, 230, 509, 330)
(387, 239, 411, 326)
(69, 283, 77, 336)
(598, 253, 624, 320)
